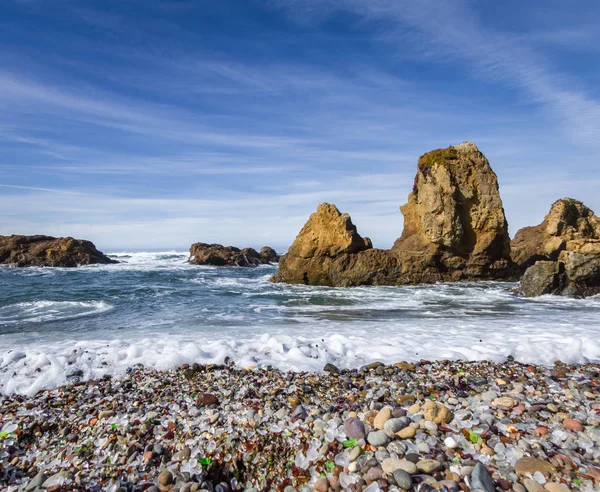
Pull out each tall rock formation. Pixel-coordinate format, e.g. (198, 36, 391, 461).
(274, 142, 516, 286)
(272, 203, 400, 286)
(512, 198, 600, 270)
(392, 142, 516, 282)
(189, 243, 277, 267)
(0, 235, 117, 267)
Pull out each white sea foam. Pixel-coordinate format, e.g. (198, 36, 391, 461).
(2, 320, 600, 396)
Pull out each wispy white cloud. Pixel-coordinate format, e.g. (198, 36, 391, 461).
(273, 0, 600, 147)
(1, 0, 599, 250)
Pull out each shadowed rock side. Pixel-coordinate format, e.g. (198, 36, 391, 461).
(393, 142, 516, 283)
(189, 243, 277, 267)
(521, 251, 600, 298)
(0, 235, 117, 267)
(274, 143, 517, 287)
(512, 198, 600, 271)
(272, 203, 401, 286)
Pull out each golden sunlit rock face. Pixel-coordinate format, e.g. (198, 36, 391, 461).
(274, 142, 517, 286)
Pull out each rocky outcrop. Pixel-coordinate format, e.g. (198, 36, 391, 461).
(189, 243, 277, 267)
(260, 246, 278, 264)
(272, 203, 401, 286)
(0, 235, 117, 267)
(520, 252, 600, 298)
(274, 142, 517, 287)
(392, 142, 516, 282)
(512, 198, 600, 271)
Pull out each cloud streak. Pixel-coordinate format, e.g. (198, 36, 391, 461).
(273, 0, 600, 146)
(1, 1, 599, 249)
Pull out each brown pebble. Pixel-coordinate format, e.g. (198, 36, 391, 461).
(157, 470, 173, 486)
(563, 418, 583, 432)
(196, 393, 218, 406)
(589, 466, 600, 482)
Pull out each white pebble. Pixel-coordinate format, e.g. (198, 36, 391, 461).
(444, 436, 458, 449)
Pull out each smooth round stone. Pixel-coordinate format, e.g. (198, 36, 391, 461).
(382, 458, 405, 474)
(404, 453, 419, 464)
(387, 441, 407, 456)
(416, 442, 430, 454)
(349, 446, 362, 462)
(374, 407, 392, 430)
(420, 420, 438, 433)
(523, 479, 545, 492)
(384, 418, 408, 437)
(544, 483, 570, 492)
(444, 436, 458, 449)
(393, 469, 412, 490)
(157, 470, 174, 486)
(367, 430, 390, 447)
(417, 459, 441, 474)
(396, 426, 416, 439)
(344, 417, 367, 440)
(394, 459, 418, 474)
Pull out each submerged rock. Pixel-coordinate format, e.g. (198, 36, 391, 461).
(512, 198, 600, 271)
(189, 242, 276, 267)
(0, 235, 117, 267)
(393, 142, 516, 283)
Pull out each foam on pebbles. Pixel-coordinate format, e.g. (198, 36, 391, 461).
(1, 359, 600, 490)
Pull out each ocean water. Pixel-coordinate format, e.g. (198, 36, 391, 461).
(1, 251, 600, 396)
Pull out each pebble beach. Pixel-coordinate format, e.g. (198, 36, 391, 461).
(2, 359, 600, 492)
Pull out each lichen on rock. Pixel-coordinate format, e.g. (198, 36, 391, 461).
(273, 142, 517, 286)
(393, 141, 516, 283)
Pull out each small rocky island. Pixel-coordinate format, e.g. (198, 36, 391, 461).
(512, 199, 600, 297)
(273, 142, 518, 287)
(189, 243, 278, 267)
(0, 235, 117, 267)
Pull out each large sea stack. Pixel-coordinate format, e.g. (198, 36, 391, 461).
(392, 142, 516, 283)
(0, 235, 117, 267)
(189, 242, 277, 267)
(272, 203, 399, 286)
(515, 199, 600, 298)
(273, 142, 517, 286)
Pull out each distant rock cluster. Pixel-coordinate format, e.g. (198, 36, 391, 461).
(189, 243, 278, 267)
(0, 235, 117, 267)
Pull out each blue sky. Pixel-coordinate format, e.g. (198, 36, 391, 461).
(1, 0, 599, 251)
